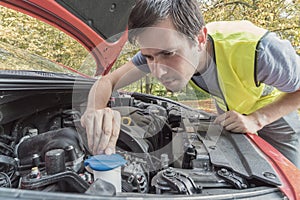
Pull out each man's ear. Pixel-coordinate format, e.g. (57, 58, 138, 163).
(197, 27, 208, 49)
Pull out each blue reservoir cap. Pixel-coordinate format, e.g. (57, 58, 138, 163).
(84, 154, 127, 171)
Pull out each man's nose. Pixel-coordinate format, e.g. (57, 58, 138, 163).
(151, 62, 168, 79)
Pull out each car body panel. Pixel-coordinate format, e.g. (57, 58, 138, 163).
(247, 133, 300, 200)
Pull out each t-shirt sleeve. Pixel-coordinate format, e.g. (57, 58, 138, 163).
(131, 51, 151, 73)
(256, 32, 300, 93)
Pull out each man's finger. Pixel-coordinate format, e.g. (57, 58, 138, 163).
(97, 108, 113, 153)
(93, 110, 104, 154)
(105, 110, 121, 155)
(84, 114, 95, 151)
(214, 112, 229, 124)
(80, 116, 86, 128)
(224, 121, 240, 131)
(230, 126, 247, 133)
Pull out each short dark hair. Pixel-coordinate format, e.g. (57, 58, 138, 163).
(128, 0, 205, 44)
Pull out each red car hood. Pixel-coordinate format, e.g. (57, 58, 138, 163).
(0, 0, 135, 76)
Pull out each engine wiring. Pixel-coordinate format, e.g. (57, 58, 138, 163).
(0, 172, 11, 188)
(0, 134, 16, 188)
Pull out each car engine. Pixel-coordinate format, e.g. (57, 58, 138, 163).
(0, 90, 282, 197)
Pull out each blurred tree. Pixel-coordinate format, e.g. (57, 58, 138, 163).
(0, 6, 89, 73)
(201, 0, 299, 53)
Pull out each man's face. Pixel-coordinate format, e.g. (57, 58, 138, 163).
(136, 18, 205, 92)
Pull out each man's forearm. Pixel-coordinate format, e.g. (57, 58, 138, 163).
(250, 90, 300, 129)
(87, 76, 113, 110)
(214, 90, 300, 134)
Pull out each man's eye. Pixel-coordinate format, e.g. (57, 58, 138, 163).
(145, 55, 154, 61)
(163, 51, 175, 56)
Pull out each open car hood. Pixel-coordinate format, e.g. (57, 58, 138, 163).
(0, 0, 135, 76)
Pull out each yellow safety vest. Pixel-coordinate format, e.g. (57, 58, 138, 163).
(190, 21, 282, 114)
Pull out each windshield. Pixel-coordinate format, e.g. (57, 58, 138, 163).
(0, 5, 96, 77)
(0, 41, 81, 76)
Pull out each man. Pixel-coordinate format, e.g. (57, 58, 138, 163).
(81, 0, 300, 167)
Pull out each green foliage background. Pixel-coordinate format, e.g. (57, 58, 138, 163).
(201, 0, 300, 52)
(0, 0, 299, 99)
(0, 6, 89, 72)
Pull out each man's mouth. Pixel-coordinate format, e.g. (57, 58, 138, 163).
(161, 79, 175, 86)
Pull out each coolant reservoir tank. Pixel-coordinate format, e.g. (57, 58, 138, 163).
(84, 154, 126, 193)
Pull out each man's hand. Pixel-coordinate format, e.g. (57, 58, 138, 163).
(214, 110, 263, 134)
(81, 108, 121, 155)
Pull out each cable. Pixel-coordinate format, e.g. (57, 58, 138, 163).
(0, 172, 12, 188)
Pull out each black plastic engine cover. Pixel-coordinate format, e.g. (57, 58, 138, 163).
(16, 128, 84, 166)
(203, 127, 281, 186)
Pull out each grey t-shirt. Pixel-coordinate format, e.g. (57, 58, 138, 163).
(132, 32, 300, 96)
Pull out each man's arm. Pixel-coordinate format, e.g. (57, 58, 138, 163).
(81, 61, 147, 154)
(87, 61, 146, 109)
(214, 90, 300, 133)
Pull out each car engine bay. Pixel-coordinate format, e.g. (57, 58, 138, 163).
(0, 79, 284, 198)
